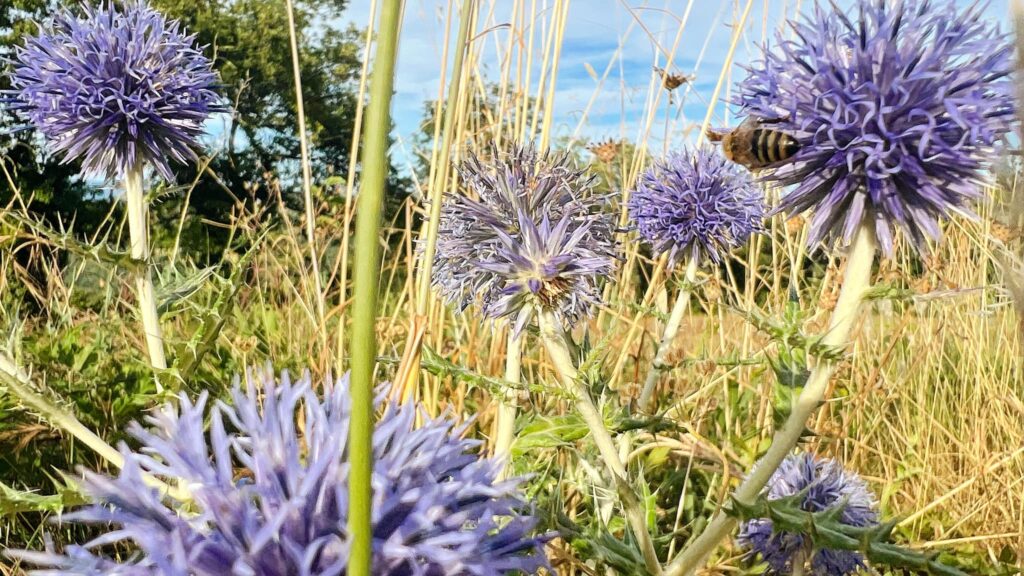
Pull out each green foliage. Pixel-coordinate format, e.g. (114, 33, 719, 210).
(1, 0, 105, 236)
(1, 0, 408, 263)
(380, 344, 570, 400)
(561, 512, 650, 575)
(154, 0, 360, 176)
(147, 0, 369, 260)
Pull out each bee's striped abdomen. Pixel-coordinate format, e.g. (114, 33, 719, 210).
(751, 129, 799, 166)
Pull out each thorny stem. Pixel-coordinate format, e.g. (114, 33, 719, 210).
(124, 168, 166, 389)
(538, 310, 663, 576)
(0, 353, 193, 500)
(0, 352, 123, 468)
(494, 330, 522, 477)
(665, 222, 877, 576)
(638, 258, 698, 412)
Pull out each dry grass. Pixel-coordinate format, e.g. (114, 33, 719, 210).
(368, 0, 1024, 564)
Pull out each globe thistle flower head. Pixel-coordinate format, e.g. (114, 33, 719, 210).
(6, 1, 223, 181)
(432, 144, 617, 335)
(737, 452, 879, 576)
(9, 368, 549, 575)
(628, 146, 764, 266)
(738, 0, 1016, 255)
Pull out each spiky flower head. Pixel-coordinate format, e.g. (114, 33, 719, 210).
(432, 144, 617, 335)
(9, 368, 549, 575)
(628, 147, 764, 266)
(738, 0, 1016, 255)
(738, 452, 878, 576)
(5, 0, 222, 181)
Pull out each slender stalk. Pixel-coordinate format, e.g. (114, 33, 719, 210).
(608, 254, 668, 389)
(538, 311, 663, 576)
(348, 0, 403, 572)
(0, 352, 123, 468)
(285, 0, 326, 328)
(638, 258, 698, 412)
(493, 330, 522, 475)
(124, 168, 167, 384)
(397, 0, 474, 401)
(665, 222, 877, 576)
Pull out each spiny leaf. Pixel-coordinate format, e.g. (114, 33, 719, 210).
(557, 512, 651, 575)
(724, 492, 969, 576)
(175, 230, 267, 382)
(1, 211, 143, 273)
(734, 305, 846, 363)
(0, 477, 85, 517)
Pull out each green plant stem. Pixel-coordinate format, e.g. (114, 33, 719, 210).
(348, 0, 403, 573)
(538, 310, 663, 576)
(0, 352, 123, 468)
(124, 168, 166, 387)
(638, 258, 698, 412)
(494, 330, 521, 477)
(665, 222, 877, 576)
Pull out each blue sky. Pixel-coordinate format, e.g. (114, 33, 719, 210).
(341, 0, 1012, 170)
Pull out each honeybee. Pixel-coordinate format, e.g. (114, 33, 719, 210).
(707, 116, 800, 171)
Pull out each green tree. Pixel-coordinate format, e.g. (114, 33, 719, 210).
(150, 0, 366, 259)
(2, 0, 408, 261)
(1, 0, 106, 232)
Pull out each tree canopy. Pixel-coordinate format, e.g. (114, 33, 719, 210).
(1, 0, 396, 259)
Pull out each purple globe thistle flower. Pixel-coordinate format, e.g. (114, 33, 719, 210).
(9, 368, 549, 575)
(432, 144, 617, 335)
(737, 452, 879, 576)
(738, 0, 1016, 255)
(628, 147, 765, 266)
(5, 1, 222, 181)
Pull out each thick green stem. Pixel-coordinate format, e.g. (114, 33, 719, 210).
(665, 222, 877, 576)
(538, 311, 663, 576)
(494, 330, 521, 477)
(348, 0, 403, 573)
(124, 169, 166, 384)
(638, 259, 698, 412)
